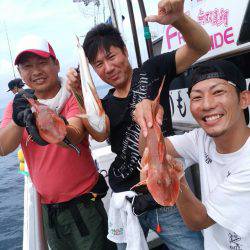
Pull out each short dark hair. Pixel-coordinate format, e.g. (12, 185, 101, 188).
(83, 23, 126, 63)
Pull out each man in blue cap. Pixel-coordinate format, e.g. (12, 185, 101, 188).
(7, 78, 24, 94)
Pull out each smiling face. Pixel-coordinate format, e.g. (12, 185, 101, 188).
(17, 53, 60, 99)
(190, 78, 246, 138)
(92, 46, 132, 91)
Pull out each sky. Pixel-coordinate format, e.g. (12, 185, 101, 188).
(0, 0, 162, 110)
(0, 0, 104, 109)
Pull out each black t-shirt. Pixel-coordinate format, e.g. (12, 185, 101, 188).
(101, 51, 176, 192)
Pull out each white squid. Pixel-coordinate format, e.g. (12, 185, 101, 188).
(74, 35, 108, 134)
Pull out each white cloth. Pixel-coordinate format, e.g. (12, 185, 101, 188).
(23, 162, 47, 250)
(169, 129, 250, 250)
(107, 191, 148, 250)
(38, 77, 70, 113)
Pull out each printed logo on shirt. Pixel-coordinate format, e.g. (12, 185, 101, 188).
(204, 152, 212, 164)
(228, 232, 242, 250)
(113, 72, 149, 179)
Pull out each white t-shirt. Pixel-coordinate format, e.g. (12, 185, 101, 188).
(169, 128, 250, 250)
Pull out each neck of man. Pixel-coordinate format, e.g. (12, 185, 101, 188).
(214, 123, 250, 154)
(113, 68, 133, 98)
(35, 79, 61, 100)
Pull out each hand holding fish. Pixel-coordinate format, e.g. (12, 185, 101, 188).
(67, 67, 86, 114)
(12, 89, 81, 154)
(12, 89, 48, 146)
(67, 67, 82, 94)
(134, 99, 164, 137)
(145, 0, 184, 25)
(132, 78, 183, 206)
(66, 36, 110, 142)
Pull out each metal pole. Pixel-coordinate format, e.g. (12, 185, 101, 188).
(3, 21, 16, 78)
(126, 0, 142, 67)
(138, 0, 154, 58)
(102, 0, 106, 22)
(107, 0, 118, 28)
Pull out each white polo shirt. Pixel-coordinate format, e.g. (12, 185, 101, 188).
(169, 128, 250, 249)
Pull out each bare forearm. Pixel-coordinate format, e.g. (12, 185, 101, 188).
(0, 121, 24, 156)
(176, 177, 215, 231)
(58, 117, 86, 147)
(173, 14, 210, 55)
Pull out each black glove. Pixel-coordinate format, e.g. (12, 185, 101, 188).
(12, 89, 48, 146)
(126, 193, 161, 216)
(12, 89, 36, 127)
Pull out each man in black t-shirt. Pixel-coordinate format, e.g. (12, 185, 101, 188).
(100, 51, 177, 193)
(67, 0, 210, 249)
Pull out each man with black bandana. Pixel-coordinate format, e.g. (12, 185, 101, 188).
(134, 60, 250, 249)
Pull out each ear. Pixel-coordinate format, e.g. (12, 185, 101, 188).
(240, 90, 250, 109)
(123, 47, 128, 57)
(17, 67, 22, 77)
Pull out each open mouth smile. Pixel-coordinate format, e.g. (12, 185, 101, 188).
(202, 114, 223, 122)
(33, 78, 46, 84)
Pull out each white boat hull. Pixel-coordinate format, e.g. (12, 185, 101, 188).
(23, 162, 47, 250)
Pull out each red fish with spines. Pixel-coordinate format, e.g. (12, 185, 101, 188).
(132, 77, 183, 206)
(23, 96, 80, 155)
(26, 97, 67, 144)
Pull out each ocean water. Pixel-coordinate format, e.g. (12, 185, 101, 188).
(1, 103, 23, 250)
(0, 106, 24, 250)
(0, 85, 111, 250)
(0, 149, 23, 250)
